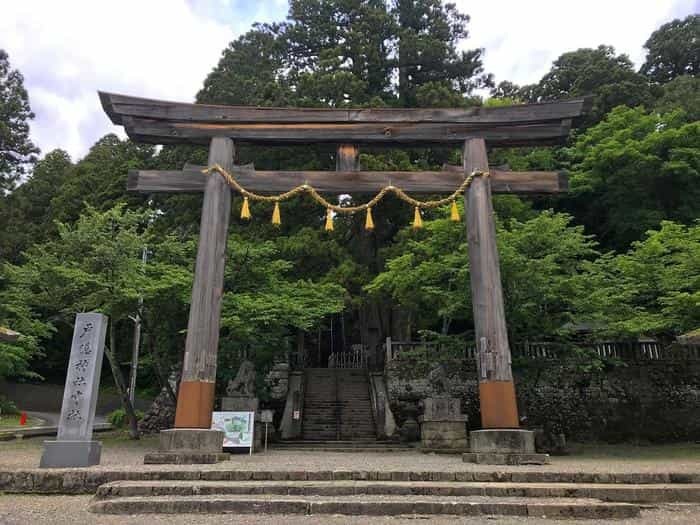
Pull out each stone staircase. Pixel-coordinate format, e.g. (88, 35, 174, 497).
(301, 368, 377, 442)
(88, 471, 700, 517)
(273, 440, 411, 452)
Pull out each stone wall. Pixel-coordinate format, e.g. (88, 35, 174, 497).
(387, 357, 700, 443)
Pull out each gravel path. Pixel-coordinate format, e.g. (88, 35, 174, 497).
(0, 495, 698, 525)
(2, 435, 699, 474)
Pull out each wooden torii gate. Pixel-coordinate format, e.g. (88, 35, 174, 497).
(100, 92, 588, 447)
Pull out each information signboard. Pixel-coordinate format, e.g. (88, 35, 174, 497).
(211, 411, 255, 451)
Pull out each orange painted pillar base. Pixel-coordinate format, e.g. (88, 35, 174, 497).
(174, 380, 216, 428)
(478, 380, 520, 428)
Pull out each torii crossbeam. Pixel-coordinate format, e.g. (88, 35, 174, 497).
(100, 92, 589, 463)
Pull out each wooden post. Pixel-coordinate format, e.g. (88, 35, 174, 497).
(174, 137, 234, 428)
(463, 138, 519, 429)
(336, 144, 360, 171)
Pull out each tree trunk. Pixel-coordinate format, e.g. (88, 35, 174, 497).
(104, 319, 140, 439)
(147, 330, 177, 405)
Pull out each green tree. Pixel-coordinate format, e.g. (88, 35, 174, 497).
(490, 81, 523, 101)
(581, 221, 700, 338)
(367, 208, 599, 341)
(566, 106, 700, 249)
(0, 275, 52, 379)
(285, 0, 395, 106)
(199, 0, 489, 109)
(641, 15, 700, 83)
(50, 135, 154, 223)
(198, 24, 292, 106)
(393, 0, 491, 106)
(218, 234, 347, 379)
(522, 46, 655, 126)
(654, 75, 700, 122)
(2, 205, 191, 437)
(0, 49, 39, 192)
(0, 149, 72, 263)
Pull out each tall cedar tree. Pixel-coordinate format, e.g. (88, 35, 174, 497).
(393, 0, 492, 107)
(0, 50, 38, 192)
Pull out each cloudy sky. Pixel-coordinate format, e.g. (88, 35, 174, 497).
(2, 0, 697, 161)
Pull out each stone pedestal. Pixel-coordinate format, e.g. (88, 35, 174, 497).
(463, 429, 549, 465)
(418, 397, 468, 450)
(40, 440, 101, 468)
(144, 428, 228, 464)
(221, 397, 258, 412)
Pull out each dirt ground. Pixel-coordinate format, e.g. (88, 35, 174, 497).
(2, 433, 699, 474)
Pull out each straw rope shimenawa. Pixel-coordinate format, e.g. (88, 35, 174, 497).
(202, 164, 489, 230)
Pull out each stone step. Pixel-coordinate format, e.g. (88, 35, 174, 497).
(305, 411, 365, 415)
(3, 469, 699, 494)
(307, 392, 369, 403)
(279, 440, 392, 444)
(303, 415, 373, 418)
(303, 416, 373, 420)
(302, 367, 375, 442)
(93, 480, 700, 504)
(302, 432, 380, 436)
(89, 492, 640, 518)
(303, 404, 371, 408)
(274, 447, 412, 453)
(303, 428, 375, 433)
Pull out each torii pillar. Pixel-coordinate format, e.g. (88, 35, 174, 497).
(144, 137, 233, 464)
(462, 138, 548, 465)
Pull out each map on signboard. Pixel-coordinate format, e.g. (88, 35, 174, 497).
(211, 411, 254, 448)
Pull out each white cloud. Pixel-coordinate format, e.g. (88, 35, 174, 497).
(2, 0, 696, 161)
(1, 0, 240, 160)
(459, 0, 697, 88)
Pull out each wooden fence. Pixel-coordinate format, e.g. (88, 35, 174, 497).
(328, 345, 369, 369)
(384, 337, 700, 364)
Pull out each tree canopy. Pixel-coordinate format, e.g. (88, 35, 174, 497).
(566, 106, 699, 249)
(0, 50, 38, 193)
(641, 14, 700, 83)
(520, 45, 655, 126)
(198, 0, 488, 108)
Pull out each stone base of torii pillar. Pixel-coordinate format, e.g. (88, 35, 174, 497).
(463, 429, 549, 465)
(144, 429, 229, 465)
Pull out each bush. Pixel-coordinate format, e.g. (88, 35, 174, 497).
(107, 408, 144, 428)
(0, 396, 19, 415)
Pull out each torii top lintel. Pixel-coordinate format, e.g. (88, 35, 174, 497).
(99, 92, 591, 147)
